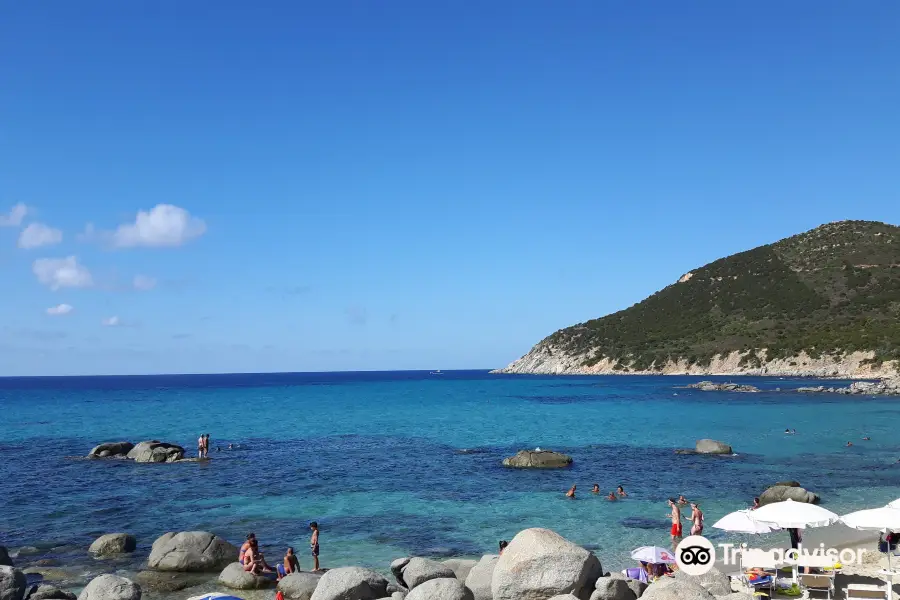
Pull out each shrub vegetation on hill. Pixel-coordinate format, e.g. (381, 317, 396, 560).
(539, 221, 900, 371)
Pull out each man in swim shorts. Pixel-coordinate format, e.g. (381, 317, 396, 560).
(667, 498, 683, 548)
(310, 521, 320, 571)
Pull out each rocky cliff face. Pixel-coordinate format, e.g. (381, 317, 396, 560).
(493, 347, 898, 378)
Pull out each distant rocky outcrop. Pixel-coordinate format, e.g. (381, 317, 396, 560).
(797, 377, 900, 396)
(760, 482, 820, 505)
(675, 439, 733, 455)
(491, 528, 602, 600)
(86, 441, 187, 464)
(685, 381, 760, 393)
(147, 532, 237, 572)
(88, 534, 136, 557)
(502, 450, 573, 469)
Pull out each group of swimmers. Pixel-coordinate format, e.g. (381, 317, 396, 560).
(565, 484, 627, 500)
(239, 523, 321, 578)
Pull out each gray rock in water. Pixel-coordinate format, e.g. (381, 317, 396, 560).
(491, 528, 602, 600)
(405, 578, 473, 600)
(694, 440, 733, 455)
(441, 559, 477, 582)
(759, 484, 819, 505)
(674, 568, 731, 596)
(463, 555, 498, 600)
(277, 572, 323, 600)
(127, 441, 185, 463)
(1, 566, 27, 600)
(401, 558, 455, 590)
(88, 534, 136, 557)
(591, 575, 636, 600)
(29, 585, 76, 600)
(147, 532, 237, 572)
(132, 571, 210, 593)
(502, 450, 573, 468)
(87, 442, 134, 459)
(686, 382, 759, 393)
(76, 576, 141, 600)
(0, 549, 11, 568)
(217, 563, 274, 590)
(309, 567, 388, 600)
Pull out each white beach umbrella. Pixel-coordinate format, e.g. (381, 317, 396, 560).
(887, 498, 900, 509)
(630, 546, 676, 564)
(841, 506, 900, 532)
(713, 509, 781, 534)
(751, 499, 840, 529)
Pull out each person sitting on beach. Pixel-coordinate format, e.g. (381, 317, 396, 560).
(566, 485, 576, 498)
(239, 533, 256, 564)
(243, 539, 272, 574)
(607, 491, 618, 501)
(591, 484, 600, 494)
(499, 540, 508, 555)
(617, 486, 627, 497)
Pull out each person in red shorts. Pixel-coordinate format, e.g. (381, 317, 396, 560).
(667, 498, 683, 548)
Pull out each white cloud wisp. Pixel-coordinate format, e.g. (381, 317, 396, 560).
(46, 303, 74, 316)
(18, 223, 63, 249)
(133, 275, 157, 291)
(102, 316, 120, 327)
(0, 203, 28, 227)
(32, 256, 93, 290)
(112, 204, 206, 248)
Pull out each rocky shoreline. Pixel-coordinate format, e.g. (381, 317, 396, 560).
(0, 527, 762, 600)
(493, 347, 899, 379)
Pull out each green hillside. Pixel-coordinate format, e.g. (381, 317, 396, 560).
(542, 220, 900, 371)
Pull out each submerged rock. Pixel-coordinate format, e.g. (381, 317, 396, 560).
(502, 450, 573, 468)
(147, 532, 237, 572)
(88, 535, 136, 557)
(132, 571, 210, 593)
(29, 585, 77, 600)
(491, 528, 602, 600)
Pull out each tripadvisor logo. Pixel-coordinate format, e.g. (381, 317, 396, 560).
(676, 536, 716, 575)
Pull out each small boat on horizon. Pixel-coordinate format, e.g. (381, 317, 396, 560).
(430, 369, 444, 375)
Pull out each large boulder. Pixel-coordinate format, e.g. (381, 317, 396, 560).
(390, 559, 410, 587)
(87, 442, 134, 459)
(441, 559, 476, 582)
(278, 572, 323, 600)
(147, 532, 237, 572)
(132, 571, 209, 593)
(405, 578, 473, 600)
(502, 450, 572, 468)
(309, 567, 388, 600)
(401, 558, 455, 590)
(29, 585, 77, 600)
(640, 577, 712, 600)
(0, 567, 27, 600)
(0, 548, 12, 568)
(463, 555, 497, 600)
(759, 484, 819, 505)
(89, 534, 136, 556)
(127, 441, 185, 463)
(591, 575, 636, 600)
(491, 529, 602, 600)
(674, 568, 730, 596)
(217, 563, 274, 590)
(694, 440, 733, 455)
(76, 575, 141, 600)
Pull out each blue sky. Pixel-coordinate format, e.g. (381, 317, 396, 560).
(1, 2, 898, 376)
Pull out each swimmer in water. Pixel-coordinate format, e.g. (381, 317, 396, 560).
(566, 485, 576, 499)
(617, 486, 627, 497)
(591, 484, 600, 494)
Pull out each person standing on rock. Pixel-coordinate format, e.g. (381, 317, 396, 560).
(310, 521, 320, 571)
(204, 434, 211, 458)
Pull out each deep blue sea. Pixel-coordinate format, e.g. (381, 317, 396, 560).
(2, 370, 900, 574)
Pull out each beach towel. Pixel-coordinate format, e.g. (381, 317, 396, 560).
(625, 567, 649, 583)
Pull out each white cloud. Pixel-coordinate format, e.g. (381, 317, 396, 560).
(112, 204, 206, 248)
(133, 275, 157, 291)
(18, 223, 63, 249)
(0, 203, 28, 227)
(46, 303, 74, 316)
(32, 256, 93, 290)
(102, 316, 120, 327)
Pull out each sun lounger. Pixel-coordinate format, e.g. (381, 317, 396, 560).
(800, 573, 834, 599)
(845, 583, 885, 599)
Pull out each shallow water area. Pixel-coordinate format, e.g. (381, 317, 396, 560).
(2, 370, 900, 593)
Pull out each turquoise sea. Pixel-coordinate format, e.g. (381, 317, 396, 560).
(2, 370, 899, 575)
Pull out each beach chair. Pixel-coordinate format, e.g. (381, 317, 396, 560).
(800, 574, 834, 599)
(845, 583, 885, 599)
(739, 549, 778, 596)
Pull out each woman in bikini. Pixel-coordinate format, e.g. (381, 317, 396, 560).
(690, 502, 704, 535)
